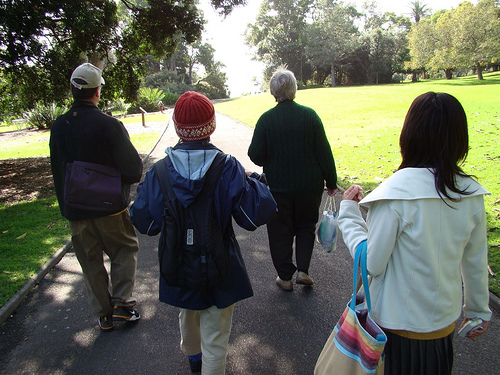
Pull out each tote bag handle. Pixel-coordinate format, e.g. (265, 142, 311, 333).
(350, 240, 371, 311)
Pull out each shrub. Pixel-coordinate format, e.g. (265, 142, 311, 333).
(127, 87, 165, 114)
(105, 98, 130, 115)
(162, 91, 180, 106)
(23, 102, 66, 129)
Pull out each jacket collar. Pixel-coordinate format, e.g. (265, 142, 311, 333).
(72, 100, 98, 109)
(361, 168, 489, 207)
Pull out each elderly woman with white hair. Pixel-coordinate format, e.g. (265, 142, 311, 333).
(248, 67, 338, 292)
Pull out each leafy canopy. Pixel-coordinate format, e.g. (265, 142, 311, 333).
(0, 0, 244, 116)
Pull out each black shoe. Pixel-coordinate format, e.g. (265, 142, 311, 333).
(112, 305, 141, 321)
(98, 316, 114, 332)
(188, 355, 202, 373)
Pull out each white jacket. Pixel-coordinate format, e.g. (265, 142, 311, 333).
(339, 168, 492, 332)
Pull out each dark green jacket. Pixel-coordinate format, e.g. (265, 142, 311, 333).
(248, 100, 337, 196)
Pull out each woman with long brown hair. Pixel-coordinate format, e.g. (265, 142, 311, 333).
(339, 92, 491, 374)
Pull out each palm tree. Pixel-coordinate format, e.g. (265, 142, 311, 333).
(409, 0, 430, 23)
(408, 1, 431, 82)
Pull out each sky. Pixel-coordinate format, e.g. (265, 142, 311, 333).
(199, 0, 468, 97)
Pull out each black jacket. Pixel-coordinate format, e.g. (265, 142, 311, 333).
(50, 101, 143, 220)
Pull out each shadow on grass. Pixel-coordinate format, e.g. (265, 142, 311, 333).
(424, 72, 500, 87)
(0, 197, 69, 307)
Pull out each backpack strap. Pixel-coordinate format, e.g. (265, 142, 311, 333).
(153, 156, 173, 204)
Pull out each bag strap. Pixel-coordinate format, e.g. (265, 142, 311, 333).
(350, 240, 371, 311)
(321, 194, 336, 212)
(153, 157, 173, 205)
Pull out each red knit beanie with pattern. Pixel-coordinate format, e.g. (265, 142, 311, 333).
(173, 91, 216, 141)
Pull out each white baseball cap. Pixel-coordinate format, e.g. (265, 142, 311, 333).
(70, 63, 105, 90)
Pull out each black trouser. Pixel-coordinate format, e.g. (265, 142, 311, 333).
(266, 193, 322, 281)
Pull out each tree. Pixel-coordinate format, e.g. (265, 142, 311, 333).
(0, 0, 242, 115)
(245, 0, 313, 84)
(358, 5, 411, 84)
(429, 10, 458, 79)
(143, 40, 229, 99)
(407, 1, 500, 80)
(406, 18, 437, 79)
(452, 0, 500, 80)
(406, 1, 430, 80)
(305, 0, 361, 87)
(408, 0, 430, 23)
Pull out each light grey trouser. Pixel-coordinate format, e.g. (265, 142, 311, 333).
(179, 304, 236, 375)
(69, 209, 139, 317)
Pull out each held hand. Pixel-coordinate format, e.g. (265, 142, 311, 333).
(458, 319, 490, 341)
(327, 188, 338, 196)
(343, 185, 364, 202)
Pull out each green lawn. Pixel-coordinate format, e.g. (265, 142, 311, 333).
(215, 72, 500, 295)
(1, 76, 499, 307)
(0, 117, 162, 307)
(0, 197, 69, 306)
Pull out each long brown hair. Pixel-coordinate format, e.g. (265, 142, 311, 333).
(399, 92, 471, 200)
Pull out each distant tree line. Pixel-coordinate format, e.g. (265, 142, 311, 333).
(245, 0, 500, 87)
(1, 0, 499, 123)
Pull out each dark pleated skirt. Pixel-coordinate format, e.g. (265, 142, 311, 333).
(384, 330, 454, 375)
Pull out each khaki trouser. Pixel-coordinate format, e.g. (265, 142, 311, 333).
(179, 304, 236, 375)
(69, 210, 139, 317)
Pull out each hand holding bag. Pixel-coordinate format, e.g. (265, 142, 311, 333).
(314, 240, 387, 375)
(316, 195, 339, 253)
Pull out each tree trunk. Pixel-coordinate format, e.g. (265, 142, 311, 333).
(412, 71, 418, 82)
(476, 63, 484, 80)
(331, 64, 336, 87)
(88, 53, 104, 70)
(331, 63, 336, 87)
(445, 69, 453, 79)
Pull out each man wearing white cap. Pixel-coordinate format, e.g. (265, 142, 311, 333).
(50, 63, 143, 332)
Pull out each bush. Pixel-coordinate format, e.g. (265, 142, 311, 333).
(127, 87, 165, 114)
(162, 91, 180, 106)
(104, 98, 130, 115)
(23, 102, 66, 129)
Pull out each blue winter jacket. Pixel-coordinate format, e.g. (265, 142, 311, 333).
(130, 141, 277, 310)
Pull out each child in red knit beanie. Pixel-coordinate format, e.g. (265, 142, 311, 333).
(131, 91, 277, 374)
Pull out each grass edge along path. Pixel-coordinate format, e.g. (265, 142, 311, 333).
(0, 113, 167, 308)
(214, 73, 500, 296)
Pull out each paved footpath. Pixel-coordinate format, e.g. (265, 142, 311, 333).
(1, 112, 499, 374)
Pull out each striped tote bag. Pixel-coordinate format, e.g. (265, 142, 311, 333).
(314, 240, 386, 375)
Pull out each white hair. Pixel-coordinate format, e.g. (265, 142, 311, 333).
(269, 68, 297, 103)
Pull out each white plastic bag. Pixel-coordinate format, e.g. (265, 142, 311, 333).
(316, 195, 338, 253)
